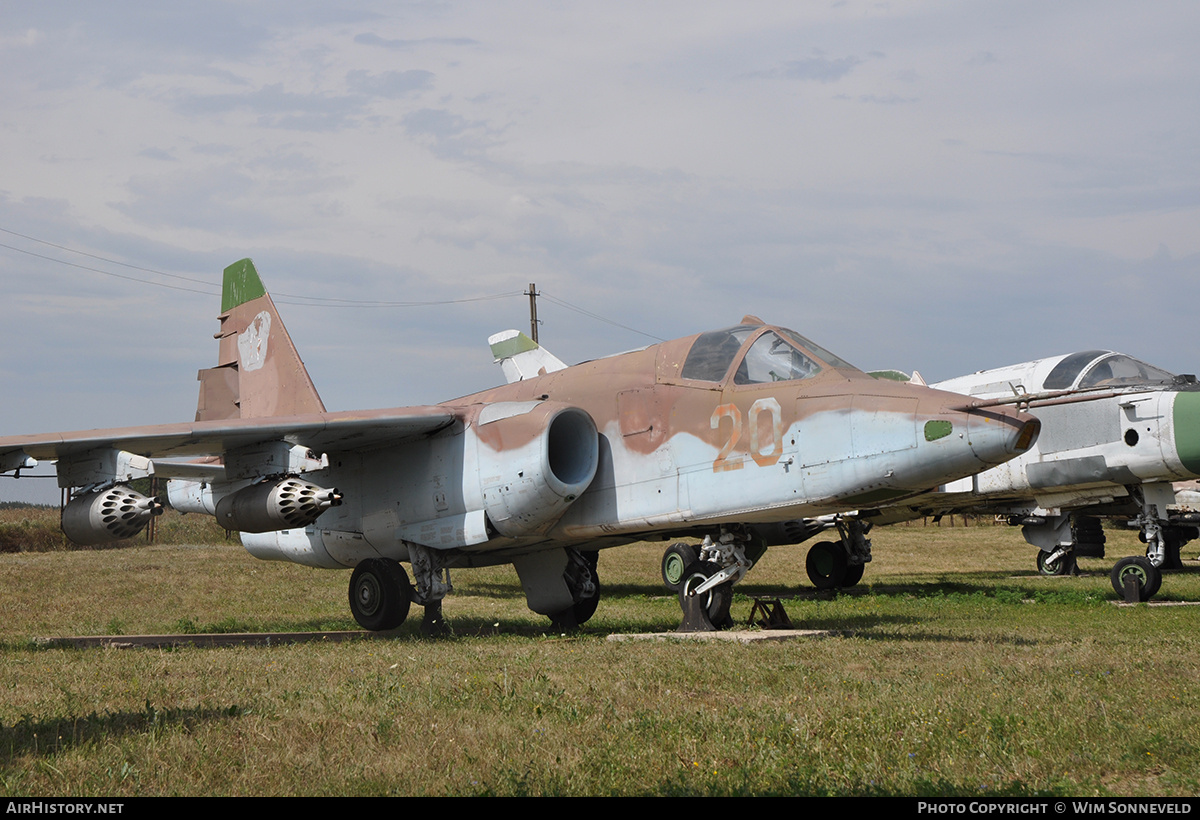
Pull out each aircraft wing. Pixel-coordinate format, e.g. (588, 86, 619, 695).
(0, 407, 457, 473)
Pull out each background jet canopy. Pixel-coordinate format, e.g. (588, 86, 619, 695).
(1043, 351, 1176, 391)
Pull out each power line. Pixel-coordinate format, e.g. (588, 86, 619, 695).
(0, 226, 215, 286)
(0, 240, 221, 297)
(0, 227, 524, 308)
(0, 225, 663, 337)
(539, 293, 665, 342)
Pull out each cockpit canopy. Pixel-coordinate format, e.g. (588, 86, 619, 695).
(680, 324, 858, 385)
(1042, 350, 1176, 391)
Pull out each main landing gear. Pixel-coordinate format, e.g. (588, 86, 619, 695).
(1016, 515, 1101, 578)
(551, 549, 600, 631)
(348, 543, 454, 634)
(348, 558, 413, 631)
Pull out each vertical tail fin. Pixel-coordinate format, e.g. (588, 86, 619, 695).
(195, 259, 325, 421)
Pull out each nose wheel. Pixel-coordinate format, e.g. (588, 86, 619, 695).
(805, 541, 847, 589)
(1110, 556, 1162, 601)
(678, 561, 733, 631)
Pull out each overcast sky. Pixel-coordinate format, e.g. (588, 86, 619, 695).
(2, 2, 1198, 503)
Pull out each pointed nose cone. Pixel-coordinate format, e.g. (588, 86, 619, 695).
(965, 406, 1041, 467)
(893, 389, 1039, 490)
(964, 408, 1041, 465)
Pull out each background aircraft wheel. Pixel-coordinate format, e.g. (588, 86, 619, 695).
(806, 541, 847, 589)
(678, 561, 733, 627)
(1037, 550, 1070, 576)
(1110, 556, 1162, 600)
(661, 542, 700, 591)
(840, 563, 865, 588)
(349, 558, 413, 631)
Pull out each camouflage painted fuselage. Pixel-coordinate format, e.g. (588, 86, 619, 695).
(260, 321, 1039, 569)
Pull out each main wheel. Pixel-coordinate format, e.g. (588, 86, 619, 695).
(573, 558, 600, 625)
(349, 558, 413, 631)
(1037, 549, 1070, 576)
(678, 561, 733, 627)
(840, 563, 865, 588)
(661, 542, 700, 591)
(806, 541, 847, 589)
(1110, 555, 1162, 600)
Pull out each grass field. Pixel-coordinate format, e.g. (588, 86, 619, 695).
(0, 514, 1197, 796)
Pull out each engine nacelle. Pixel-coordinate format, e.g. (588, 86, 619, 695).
(214, 477, 342, 533)
(61, 485, 163, 545)
(474, 402, 599, 537)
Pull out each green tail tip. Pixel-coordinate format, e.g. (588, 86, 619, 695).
(490, 331, 539, 361)
(222, 258, 267, 313)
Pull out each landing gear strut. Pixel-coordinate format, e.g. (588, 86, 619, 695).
(1113, 483, 1184, 601)
(409, 542, 454, 636)
(674, 528, 753, 632)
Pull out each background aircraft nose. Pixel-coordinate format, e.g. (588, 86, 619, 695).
(1172, 391, 1200, 477)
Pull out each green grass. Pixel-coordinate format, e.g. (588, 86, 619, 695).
(0, 518, 1197, 796)
(0, 506, 230, 553)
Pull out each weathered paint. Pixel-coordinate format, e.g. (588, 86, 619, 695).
(221, 258, 267, 313)
(489, 331, 539, 361)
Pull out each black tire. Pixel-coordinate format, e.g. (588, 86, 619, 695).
(573, 564, 600, 625)
(1037, 550, 1070, 576)
(1110, 555, 1162, 600)
(678, 561, 733, 627)
(806, 541, 847, 589)
(348, 558, 413, 631)
(661, 542, 700, 591)
(840, 563, 865, 588)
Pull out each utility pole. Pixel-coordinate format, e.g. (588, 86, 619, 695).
(526, 282, 539, 343)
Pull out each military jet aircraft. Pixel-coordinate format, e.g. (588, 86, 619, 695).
(865, 351, 1200, 600)
(0, 260, 1040, 632)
